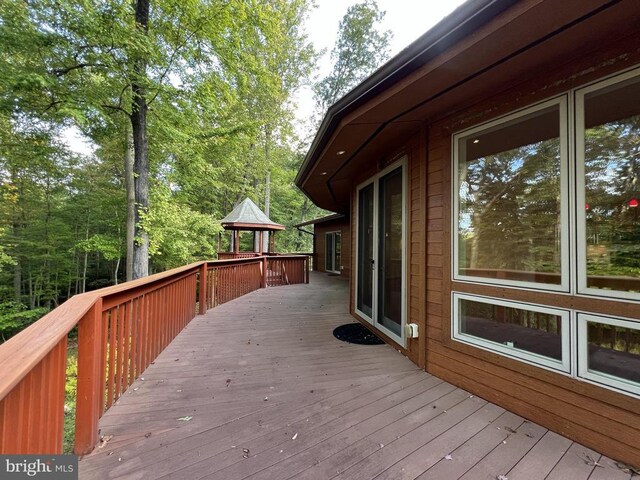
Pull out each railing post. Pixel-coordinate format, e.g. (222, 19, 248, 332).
(261, 256, 268, 288)
(75, 297, 103, 455)
(199, 263, 207, 315)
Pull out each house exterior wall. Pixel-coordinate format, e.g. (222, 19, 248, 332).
(314, 218, 351, 278)
(348, 41, 640, 465)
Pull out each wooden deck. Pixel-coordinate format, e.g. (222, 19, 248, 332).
(79, 273, 631, 480)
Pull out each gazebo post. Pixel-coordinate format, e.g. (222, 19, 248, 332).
(258, 231, 264, 255)
(234, 230, 239, 254)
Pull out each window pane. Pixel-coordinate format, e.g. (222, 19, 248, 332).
(459, 298, 563, 361)
(586, 320, 640, 385)
(457, 104, 562, 284)
(357, 185, 374, 316)
(583, 76, 640, 293)
(378, 167, 403, 336)
(325, 233, 333, 271)
(335, 233, 341, 272)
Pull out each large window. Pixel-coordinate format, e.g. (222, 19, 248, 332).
(578, 314, 640, 396)
(451, 67, 640, 397)
(453, 98, 568, 290)
(453, 293, 570, 373)
(577, 71, 640, 299)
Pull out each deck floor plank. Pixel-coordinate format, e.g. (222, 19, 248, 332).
(78, 273, 625, 479)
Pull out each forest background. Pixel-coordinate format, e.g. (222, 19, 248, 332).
(0, 0, 393, 340)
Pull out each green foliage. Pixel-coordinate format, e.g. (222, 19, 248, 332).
(0, 0, 327, 336)
(63, 346, 78, 454)
(313, 0, 391, 115)
(0, 302, 49, 341)
(143, 183, 222, 271)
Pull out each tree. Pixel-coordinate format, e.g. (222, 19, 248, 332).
(313, 0, 392, 116)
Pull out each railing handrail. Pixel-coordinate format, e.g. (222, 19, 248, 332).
(0, 256, 265, 404)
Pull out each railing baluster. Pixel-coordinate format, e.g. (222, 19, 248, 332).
(75, 298, 103, 454)
(107, 309, 116, 409)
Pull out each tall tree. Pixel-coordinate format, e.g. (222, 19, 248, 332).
(313, 0, 392, 115)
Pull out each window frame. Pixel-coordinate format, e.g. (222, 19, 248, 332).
(577, 312, 640, 398)
(575, 68, 640, 301)
(452, 96, 571, 293)
(452, 292, 572, 374)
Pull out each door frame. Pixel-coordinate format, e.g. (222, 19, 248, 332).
(354, 157, 408, 347)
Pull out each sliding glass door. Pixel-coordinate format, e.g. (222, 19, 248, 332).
(325, 231, 341, 274)
(357, 185, 375, 317)
(356, 161, 406, 344)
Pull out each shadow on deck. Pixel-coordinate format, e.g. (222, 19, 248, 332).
(79, 273, 629, 480)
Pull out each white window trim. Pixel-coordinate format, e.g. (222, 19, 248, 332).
(452, 292, 571, 374)
(577, 313, 640, 398)
(575, 68, 640, 301)
(451, 96, 571, 293)
(354, 157, 407, 348)
(324, 230, 341, 274)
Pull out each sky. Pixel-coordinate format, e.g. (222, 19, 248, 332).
(62, 0, 468, 155)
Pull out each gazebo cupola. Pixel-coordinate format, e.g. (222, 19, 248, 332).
(219, 198, 284, 257)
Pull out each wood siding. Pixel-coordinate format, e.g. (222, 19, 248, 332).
(423, 47, 640, 467)
(346, 36, 640, 467)
(340, 12, 640, 465)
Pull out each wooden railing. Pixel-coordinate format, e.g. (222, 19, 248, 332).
(0, 255, 308, 456)
(266, 255, 310, 286)
(217, 252, 261, 260)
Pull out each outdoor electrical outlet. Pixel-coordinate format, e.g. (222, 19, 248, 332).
(406, 323, 419, 338)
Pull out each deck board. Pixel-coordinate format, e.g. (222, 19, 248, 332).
(79, 273, 630, 479)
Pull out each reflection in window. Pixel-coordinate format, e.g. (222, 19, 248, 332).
(456, 104, 563, 285)
(583, 76, 640, 293)
(586, 320, 640, 386)
(458, 297, 563, 362)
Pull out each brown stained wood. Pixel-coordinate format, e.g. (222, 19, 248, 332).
(428, 348, 639, 449)
(107, 310, 116, 409)
(75, 299, 104, 455)
(74, 273, 615, 480)
(427, 360, 639, 466)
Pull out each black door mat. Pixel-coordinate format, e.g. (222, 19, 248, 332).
(333, 323, 384, 345)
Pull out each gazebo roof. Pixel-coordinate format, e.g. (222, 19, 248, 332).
(220, 198, 285, 231)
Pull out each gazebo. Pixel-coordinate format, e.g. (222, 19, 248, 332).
(218, 198, 285, 259)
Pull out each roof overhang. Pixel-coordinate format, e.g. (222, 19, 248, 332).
(221, 222, 285, 232)
(296, 0, 640, 212)
(293, 213, 346, 228)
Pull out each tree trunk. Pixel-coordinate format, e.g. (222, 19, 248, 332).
(131, 0, 150, 279)
(82, 226, 89, 293)
(262, 125, 271, 252)
(124, 129, 135, 281)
